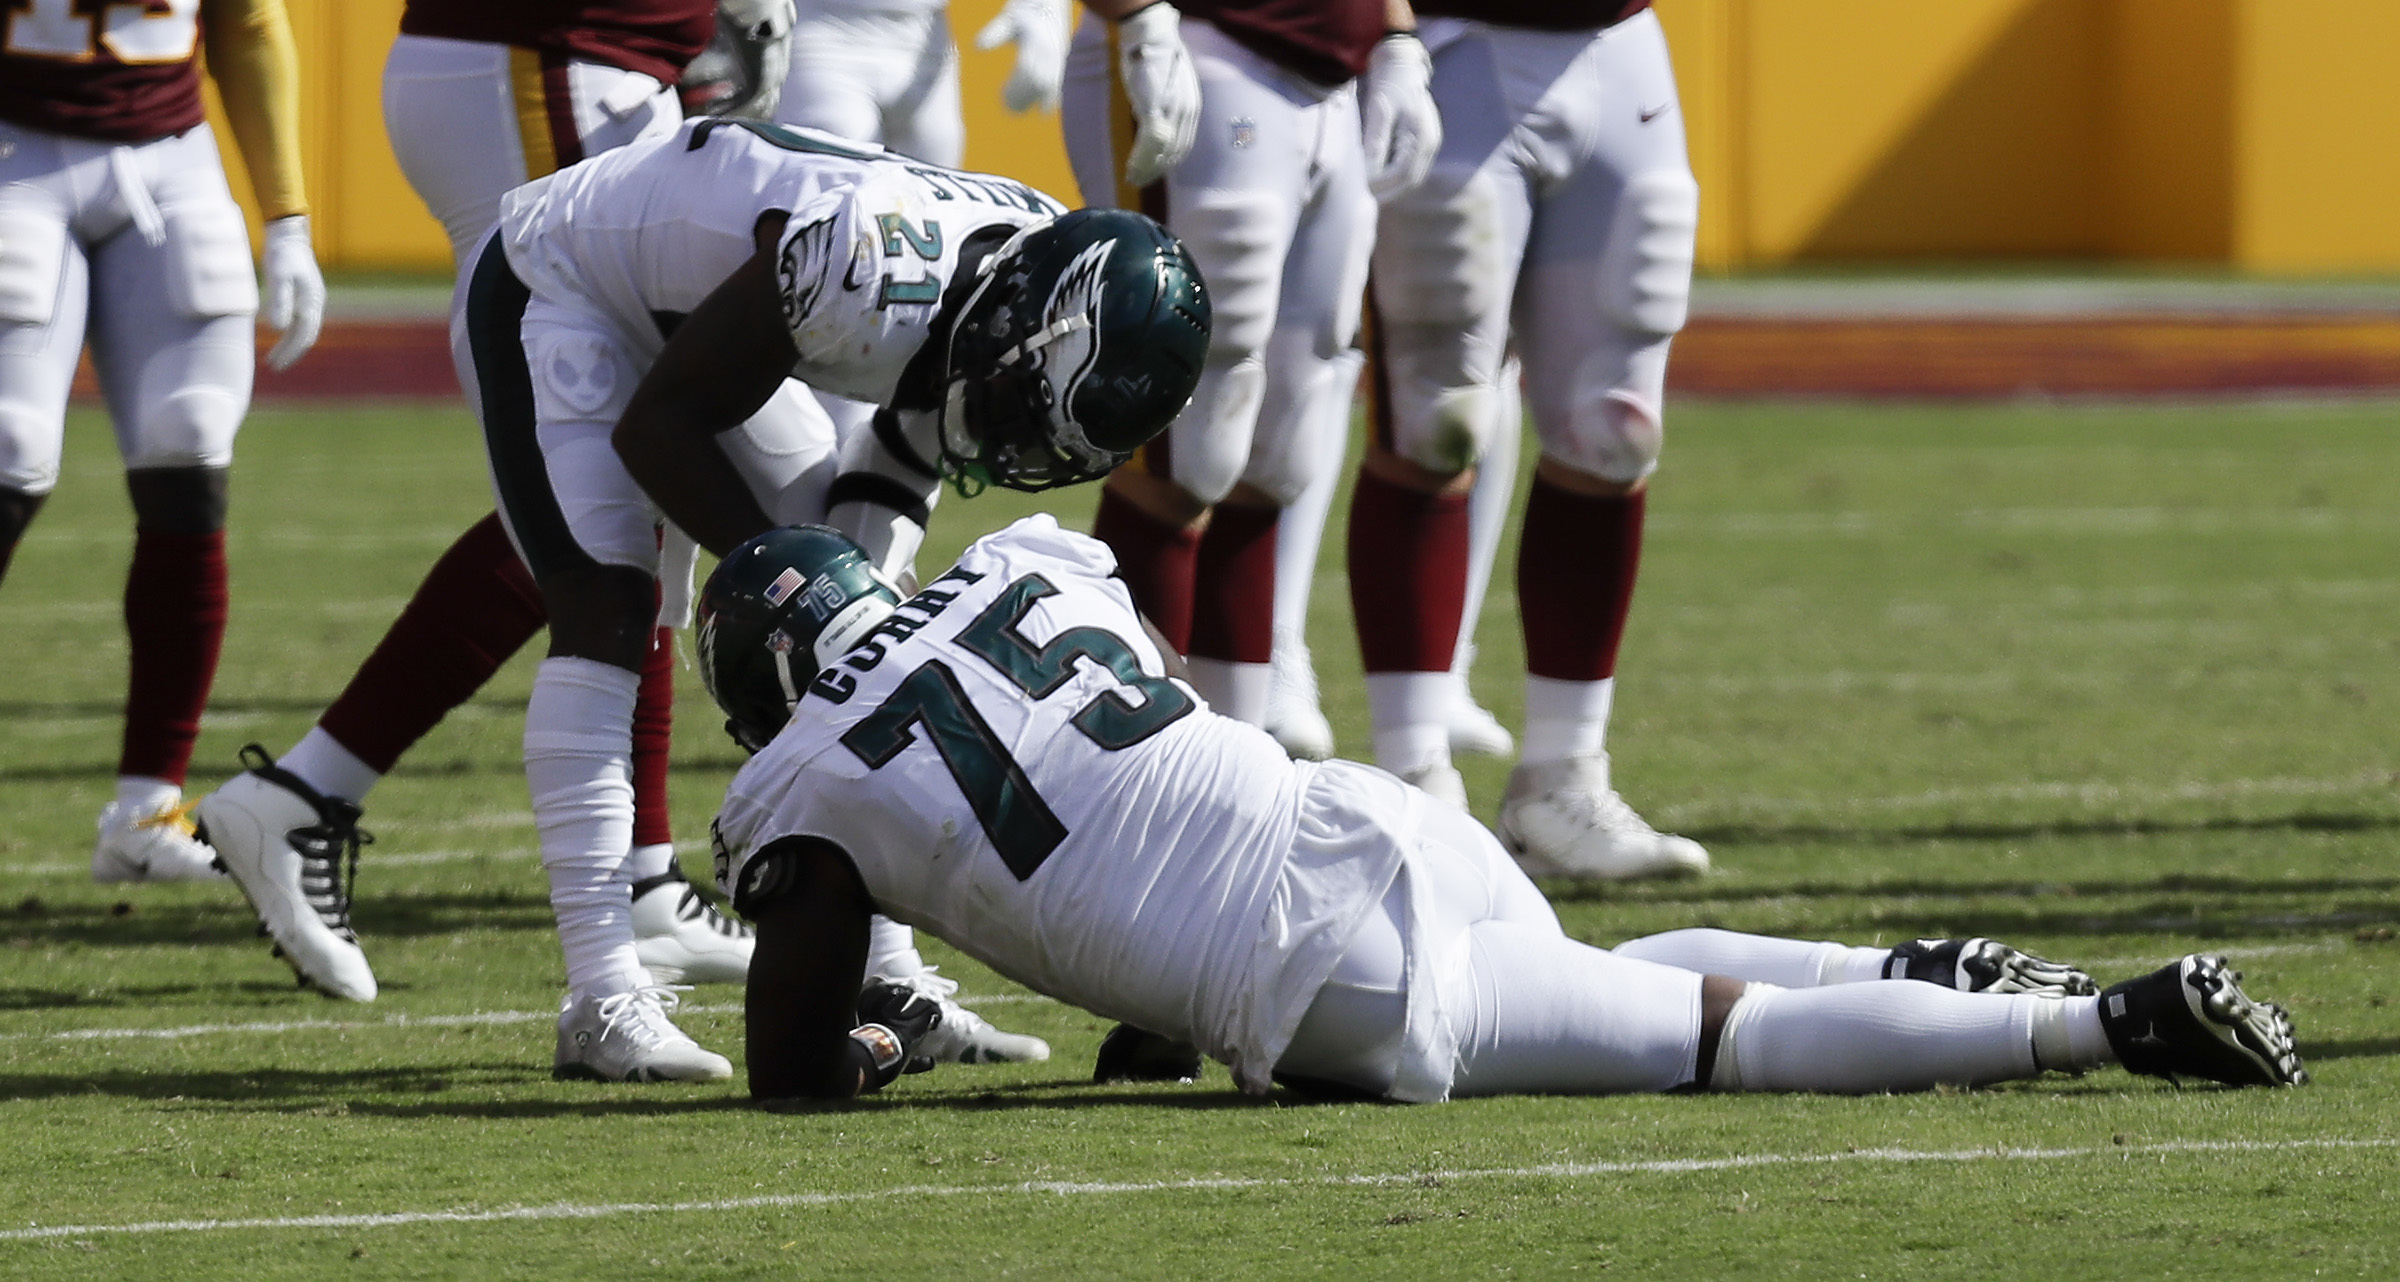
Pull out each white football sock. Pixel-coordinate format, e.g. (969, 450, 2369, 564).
(278, 726, 382, 803)
(114, 775, 181, 814)
(865, 916, 925, 980)
(1520, 676, 1613, 766)
(525, 657, 645, 996)
(1187, 657, 1270, 728)
(1366, 670, 1452, 776)
(1614, 928, 1892, 988)
(1710, 982, 2063, 1092)
(624, 841, 677, 884)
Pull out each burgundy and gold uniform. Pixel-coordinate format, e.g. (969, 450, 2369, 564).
(1333, 5, 1712, 881)
(399, 0, 714, 95)
(1175, 0, 1382, 87)
(1060, 0, 1390, 733)
(1, 0, 321, 884)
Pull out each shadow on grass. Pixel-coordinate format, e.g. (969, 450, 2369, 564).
(2294, 1036, 2400, 1064)
(2, 892, 558, 950)
(345, 1082, 1291, 1121)
(0, 1063, 532, 1105)
(1682, 809, 2400, 849)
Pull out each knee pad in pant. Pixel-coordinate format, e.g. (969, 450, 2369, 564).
(125, 384, 244, 471)
(1371, 171, 1515, 476)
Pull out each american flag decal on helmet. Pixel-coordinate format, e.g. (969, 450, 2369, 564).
(764, 567, 806, 607)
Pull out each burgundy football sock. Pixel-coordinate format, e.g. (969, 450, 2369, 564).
(1092, 485, 1201, 654)
(631, 625, 675, 849)
(118, 529, 228, 784)
(1520, 480, 1645, 681)
(1189, 501, 1278, 664)
(318, 512, 547, 773)
(1346, 467, 1468, 675)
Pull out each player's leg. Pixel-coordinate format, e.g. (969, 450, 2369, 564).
(481, 262, 730, 1082)
(85, 127, 257, 885)
(0, 136, 78, 589)
(776, 7, 907, 147)
(1349, 32, 1531, 805)
(1192, 80, 1374, 729)
(1262, 346, 1361, 761)
(1498, 14, 1704, 881)
(878, 8, 966, 168)
(1446, 358, 1518, 757)
(1071, 22, 1301, 659)
(202, 52, 698, 997)
(385, 36, 685, 266)
(1613, 928, 2097, 996)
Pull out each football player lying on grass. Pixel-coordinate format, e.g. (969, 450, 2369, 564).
(698, 517, 2308, 1103)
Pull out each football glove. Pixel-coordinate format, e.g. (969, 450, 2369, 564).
(683, 0, 795, 121)
(1359, 33, 1441, 201)
(261, 214, 324, 371)
(974, 0, 1067, 114)
(851, 976, 944, 1089)
(1114, 2, 1200, 187)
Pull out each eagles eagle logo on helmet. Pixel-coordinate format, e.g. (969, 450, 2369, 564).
(936, 208, 1209, 494)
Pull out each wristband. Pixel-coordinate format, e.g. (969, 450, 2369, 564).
(849, 1022, 909, 1090)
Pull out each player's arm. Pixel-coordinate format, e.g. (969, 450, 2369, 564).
(613, 212, 797, 559)
(743, 836, 880, 1101)
(200, 0, 323, 368)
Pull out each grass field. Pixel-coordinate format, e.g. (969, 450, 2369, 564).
(3, 398, 2397, 1277)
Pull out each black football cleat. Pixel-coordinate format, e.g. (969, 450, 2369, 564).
(1092, 1024, 1203, 1084)
(2100, 954, 2307, 1087)
(1885, 937, 2098, 997)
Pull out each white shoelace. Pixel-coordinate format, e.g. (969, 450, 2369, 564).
(594, 985, 697, 1050)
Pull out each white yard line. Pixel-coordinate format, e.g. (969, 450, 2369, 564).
(1, 1137, 2390, 1243)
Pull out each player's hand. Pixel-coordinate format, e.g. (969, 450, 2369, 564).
(1114, 2, 1200, 187)
(261, 214, 325, 371)
(1359, 33, 1441, 202)
(853, 976, 943, 1084)
(701, 0, 796, 121)
(974, 0, 1066, 114)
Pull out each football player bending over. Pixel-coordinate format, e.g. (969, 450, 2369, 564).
(701, 517, 2306, 1102)
(202, 115, 1207, 1083)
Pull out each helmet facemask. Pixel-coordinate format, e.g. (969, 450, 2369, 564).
(938, 224, 1136, 495)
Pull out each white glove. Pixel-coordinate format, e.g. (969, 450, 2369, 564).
(1359, 33, 1441, 202)
(701, 0, 796, 120)
(261, 214, 325, 372)
(974, 0, 1066, 114)
(1114, 2, 1200, 188)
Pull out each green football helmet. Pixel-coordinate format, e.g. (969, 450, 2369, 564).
(696, 525, 900, 752)
(937, 207, 1210, 493)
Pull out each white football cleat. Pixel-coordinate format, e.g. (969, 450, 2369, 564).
(1265, 633, 1334, 762)
(193, 745, 378, 1001)
(1497, 754, 1709, 882)
(1398, 761, 1469, 810)
(92, 796, 228, 883)
(885, 966, 1051, 1064)
(631, 868, 754, 985)
(553, 984, 732, 1083)
(1445, 646, 1514, 758)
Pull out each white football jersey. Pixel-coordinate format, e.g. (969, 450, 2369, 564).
(714, 516, 1334, 1086)
(497, 117, 1062, 401)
